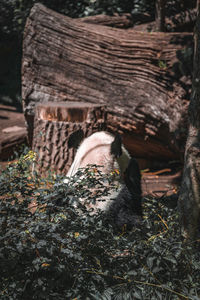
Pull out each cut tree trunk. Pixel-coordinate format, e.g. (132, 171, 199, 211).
(32, 102, 106, 174)
(22, 3, 192, 166)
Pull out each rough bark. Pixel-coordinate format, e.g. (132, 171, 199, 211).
(80, 9, 196, 33)
(22, 3, 192, 165)
(79, 13, 134, 28)
(178, 1, 200, 239)
(79, 12, 152, 28)
(32, 102, 106, 174)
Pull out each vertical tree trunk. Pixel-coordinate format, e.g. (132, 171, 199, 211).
(178, 1, 200, 239)
(155, 0, 166, 32)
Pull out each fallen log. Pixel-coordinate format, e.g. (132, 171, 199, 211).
(0, 128, 27, 160)
(0, 105, 27, 160)
(79, 12, 152, 28)
(79, 13, 134, 28)
(133, 8, 196, 32)
(79, 9, 196, 33)
(22, 3, 192, 166)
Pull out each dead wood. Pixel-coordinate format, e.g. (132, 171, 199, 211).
(22, 4, 192, 165)
(79, 9, 196, 33)
(32, 102, 106, 174)
(79, 12, 152, 28)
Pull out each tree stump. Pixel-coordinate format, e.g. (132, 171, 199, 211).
(33, 102, 106, 174)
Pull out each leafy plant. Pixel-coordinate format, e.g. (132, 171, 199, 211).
(0, 151, 200, 299)
(158, 60, 167, 70)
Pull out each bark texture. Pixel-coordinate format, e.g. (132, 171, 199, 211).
(80, 9, 196, 33)
(79, 13, 134, 28)
(33, 102, 106, 174)
(178, 3, 200, 239)
(22, 4, 192, 164)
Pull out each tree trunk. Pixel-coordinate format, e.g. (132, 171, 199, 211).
(155, 0, 166, 32)
(178, 1, 200, 240)
(32, 102, 106, 174)
(22, 3, 192, 166)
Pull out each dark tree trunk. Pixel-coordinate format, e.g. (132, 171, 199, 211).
(178, 1, 200, 240)
(155, 0, 166, 32)
(22, 4, 192, 166)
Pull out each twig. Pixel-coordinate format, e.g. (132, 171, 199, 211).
(86, 269, 191, 299)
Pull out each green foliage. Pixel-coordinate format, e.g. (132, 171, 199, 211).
(0, 0, 195, 38)
(0, 0, 158, 38)
(0, 151, 200, 299)
(158, 60, 167, 70)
